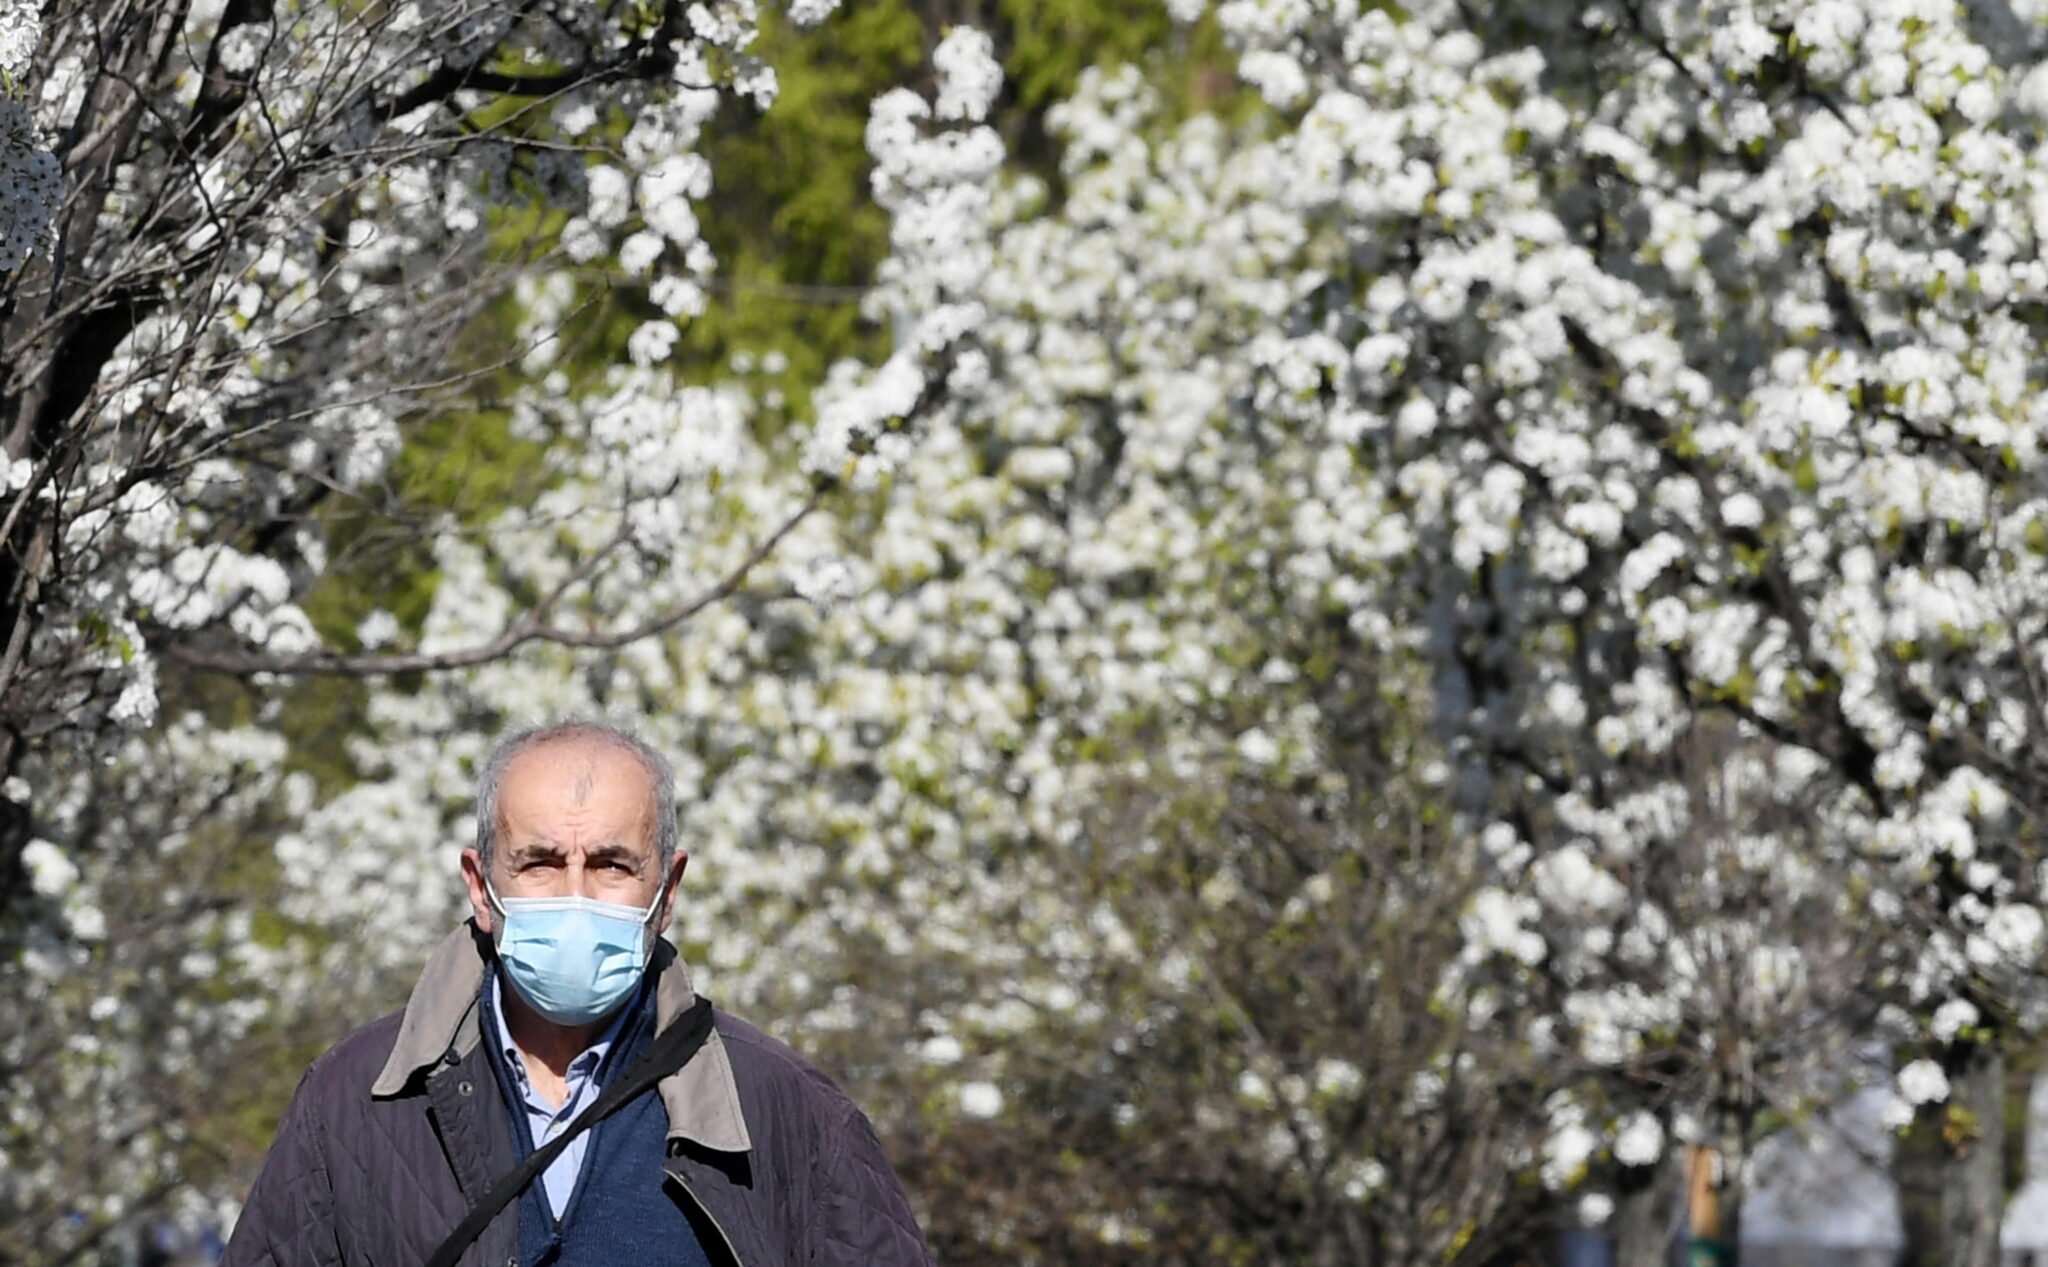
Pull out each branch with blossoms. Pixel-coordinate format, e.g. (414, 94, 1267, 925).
(153, 335, 967, 678)
(157, 488, 822, 677)
(0, 0, 841, 757)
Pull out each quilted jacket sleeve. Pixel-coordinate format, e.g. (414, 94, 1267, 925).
(220, 1069, 345, 1267)
(807, 1102, 934, 1266)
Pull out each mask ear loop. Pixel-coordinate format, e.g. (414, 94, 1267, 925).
(640, 874, 670, 928)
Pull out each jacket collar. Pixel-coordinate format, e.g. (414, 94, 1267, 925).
(371, 921, 752, 1154)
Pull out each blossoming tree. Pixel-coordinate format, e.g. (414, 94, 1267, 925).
(0, 0, 990, 1255)
(0, 0, 988, 903)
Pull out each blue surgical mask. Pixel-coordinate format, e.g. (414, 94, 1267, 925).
(486, 880, 665, 1026)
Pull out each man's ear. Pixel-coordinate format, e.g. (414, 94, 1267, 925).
(460, 848, 495, 935)
(655, 851, 690, 935)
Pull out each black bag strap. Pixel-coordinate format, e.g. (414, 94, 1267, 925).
(423, 996, 716, 1267)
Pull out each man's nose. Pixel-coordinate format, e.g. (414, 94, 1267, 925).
(562, 861, 598, 897)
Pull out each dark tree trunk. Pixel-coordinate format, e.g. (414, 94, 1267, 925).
(1718, 1127, 1747, 1257)
(1614, 1152, 1680, 1266)
(1897, 1077, 1946, 1266)
(1941, 1043, 2006, 1267)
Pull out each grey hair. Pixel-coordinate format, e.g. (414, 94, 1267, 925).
(475, 720, 679, 874)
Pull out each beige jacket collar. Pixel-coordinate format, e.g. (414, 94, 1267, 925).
(371, 922, 752, 1154)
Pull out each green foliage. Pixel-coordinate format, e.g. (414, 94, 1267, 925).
(997, 0, 1174, 112)
(298, 404, 551, 658)
(678, 2, 924, 414)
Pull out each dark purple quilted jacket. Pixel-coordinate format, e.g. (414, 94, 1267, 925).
(221, 926, 932, 1267)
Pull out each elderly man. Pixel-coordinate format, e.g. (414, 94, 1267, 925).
(224, 721, 932, 1266)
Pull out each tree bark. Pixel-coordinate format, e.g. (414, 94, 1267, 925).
(1614, 1152, 1680, 1266)
(1896, 1117, 1944, 1267)
(1718, 1126, 1746, 1261)
(1941, 1043, 2007, 1267)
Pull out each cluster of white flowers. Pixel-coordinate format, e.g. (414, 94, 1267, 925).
(0, 0, 823, 765)
(2, 717, 312, 1252)
(1142, 0, 2048, 1204)
(1898, 1058, 1952, 1108)
(0, 0, 35, 80)
(802, 28, 1002, 483)
(1612, 1111, 1666, 1169)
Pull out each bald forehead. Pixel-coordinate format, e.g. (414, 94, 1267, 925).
(497, 738, 657, 843)
(504, 733, 650, 786)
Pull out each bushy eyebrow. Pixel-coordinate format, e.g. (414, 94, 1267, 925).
(504, 839, 649, 868)
(583, 842, 648, 869)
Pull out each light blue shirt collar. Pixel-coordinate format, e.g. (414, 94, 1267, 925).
(488, 966, 640, 1217)
(489, 967, 637, 1095)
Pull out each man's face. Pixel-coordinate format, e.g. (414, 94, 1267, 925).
(460, 740, 685, 937)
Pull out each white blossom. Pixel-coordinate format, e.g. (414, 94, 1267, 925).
(1898, 1059, 1951, 1107)
(1612, 1111, 1663, 1168)
(1931, 998, 1980, 1043)
(0, 0, 37, 78)
(931, 27, 1001, 123)
(21, 838, 78, 897)
(958, 1081, 1004, 1119)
